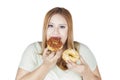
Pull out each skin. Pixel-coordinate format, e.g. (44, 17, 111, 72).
(66, 56, 101, 80)
(15, 14, 101, 80)
(47, 14, 68, 45)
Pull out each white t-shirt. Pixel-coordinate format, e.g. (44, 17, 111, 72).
(19, 41, 97, 80)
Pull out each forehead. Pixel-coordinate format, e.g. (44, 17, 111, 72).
(49, 14, 67, 24)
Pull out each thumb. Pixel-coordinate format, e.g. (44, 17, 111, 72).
(53, 50, 62, 60)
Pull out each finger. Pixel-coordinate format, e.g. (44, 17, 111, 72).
(67, 61, 78, 70)
(80, 55, 87, 64)
(66, 60, 72, 64)
(67, 62, 73, 69)
(48, 52, 55, 59)
(43, 48, 49, 57)
(69, 60, 77, 66)
(53, 51, 61, 60)
(56, 50, 62, 56)
(46, 50, 51, 55)
(66, 60, 76, 67)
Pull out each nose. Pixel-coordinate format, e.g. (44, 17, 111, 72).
(53, 27, 59, 35)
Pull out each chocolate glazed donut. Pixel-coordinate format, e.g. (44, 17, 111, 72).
(47, 37, 63, 52)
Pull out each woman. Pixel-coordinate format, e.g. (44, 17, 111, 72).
(16, 7, 101, 80)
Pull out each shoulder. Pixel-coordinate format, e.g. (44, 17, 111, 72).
(19, 41, 43, 71)
(74, 41, 90, 50)
(74, 41, 90, 51)
(74, 41, 97, 71)
(24, 41, 42, 55)
(74, 41, 93, 57)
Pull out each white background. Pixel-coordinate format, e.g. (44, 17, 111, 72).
(0, 0, 120, 80)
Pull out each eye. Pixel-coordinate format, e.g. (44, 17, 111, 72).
(48, 25, 53, 28)
(60, 26, 65, 28)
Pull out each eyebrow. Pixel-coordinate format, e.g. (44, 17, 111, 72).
(59, 24, 67, 26)
(48, 22, 53, 24)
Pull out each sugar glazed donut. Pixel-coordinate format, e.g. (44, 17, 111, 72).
(62, 49, 80, 62)
(47, 37, 63, 51)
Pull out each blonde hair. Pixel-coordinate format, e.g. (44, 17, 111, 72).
(42, 7, 74, 53)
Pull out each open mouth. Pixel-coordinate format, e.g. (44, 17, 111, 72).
(50, 36, 61, 39)
(47, 37, 63, 51)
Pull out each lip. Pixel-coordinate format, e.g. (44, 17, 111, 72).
(51, 36, 61, 39)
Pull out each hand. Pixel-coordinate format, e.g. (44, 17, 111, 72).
(66, 55, 92, 77)
(42, 48, 62, 69)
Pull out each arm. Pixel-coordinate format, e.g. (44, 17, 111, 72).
(66, 57, 101, 80)
(16, 63, 50, 80)
(16, 48, 62, 80)
(82, 66, 101, 80)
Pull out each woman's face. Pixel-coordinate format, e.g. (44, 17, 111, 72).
(47, 14, 68, 45)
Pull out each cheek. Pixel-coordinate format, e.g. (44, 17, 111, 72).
(47, 30, 51, 40)
(60, 30, 68, 44)
(47, 28, 54, 40)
